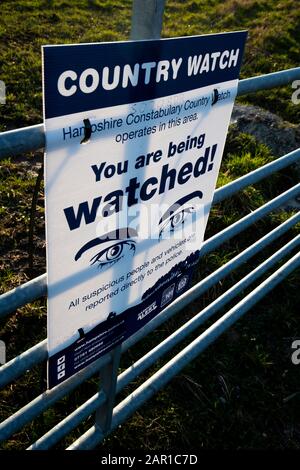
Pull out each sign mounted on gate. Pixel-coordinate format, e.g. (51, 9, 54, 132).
(43, 31, 247, 388)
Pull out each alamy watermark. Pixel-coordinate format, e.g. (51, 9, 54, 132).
(0, 340, 6, 365)
(0, 80, 5, 104)
(291, 339, 300, 365)
(291, 80, 300, 105)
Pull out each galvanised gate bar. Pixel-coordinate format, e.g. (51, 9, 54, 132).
(0, 0, 300, 451)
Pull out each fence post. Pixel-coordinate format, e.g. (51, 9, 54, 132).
(95, 345, 122, 433)
(130, 0, 166, 40)
(92, 0, 167, 436)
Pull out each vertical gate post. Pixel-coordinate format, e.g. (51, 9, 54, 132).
(130, 0, 166, 40)
(95, 345, 122, 433)
(93, 0, 166, 438)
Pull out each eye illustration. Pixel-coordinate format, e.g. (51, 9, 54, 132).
(159, 207, 195, 238)
(74, 227, 138, 271)
(89, 240, 136, 269)
(159, 191, 203, 240)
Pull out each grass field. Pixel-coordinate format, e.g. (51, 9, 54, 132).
(0, 0, 300, 451)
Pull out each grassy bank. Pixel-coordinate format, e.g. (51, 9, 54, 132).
(0, 0, 300, 450)
(1, 0, 300, 131)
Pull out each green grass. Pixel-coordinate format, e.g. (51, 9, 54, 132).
(0, 0, 300, 452)
(1, 0, 300, 130)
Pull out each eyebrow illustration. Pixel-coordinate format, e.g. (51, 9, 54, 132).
(75, 227, 138, 270)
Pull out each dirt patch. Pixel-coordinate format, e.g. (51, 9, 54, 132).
(231, 103, 300, 210)
(231, 104, 300, 157)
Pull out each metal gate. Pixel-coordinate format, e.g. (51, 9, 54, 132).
(0, 0, 300, 451)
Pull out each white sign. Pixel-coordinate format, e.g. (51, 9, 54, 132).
(43, 32, 247, 388)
